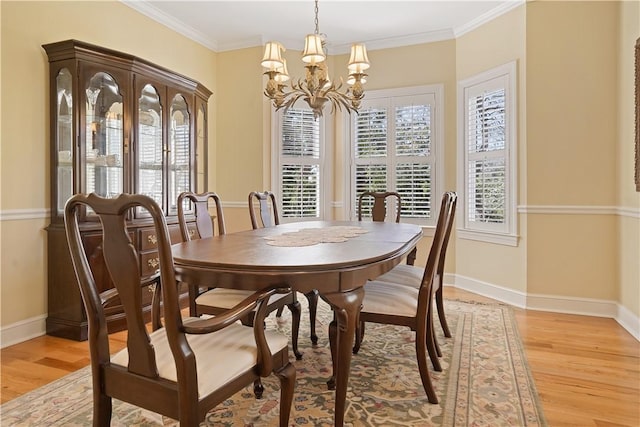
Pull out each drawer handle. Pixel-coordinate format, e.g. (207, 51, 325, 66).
(148, 283, 156, 293)
(189, 229, 195, 238)
(147, 257, 159, 269)
(147, 234, 157, 245)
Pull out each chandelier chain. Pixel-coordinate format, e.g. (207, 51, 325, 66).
(314, 0, 320, 35)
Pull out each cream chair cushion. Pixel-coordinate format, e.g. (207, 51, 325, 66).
(111, 320, 288, 398)
(378, 264, 443, 291)
(376, 264, 423, 288)
(196, 288, 289, 310)
(362, 281, 419, 317)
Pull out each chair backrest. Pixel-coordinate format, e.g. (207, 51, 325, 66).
(177, 191, 226, 241)
(358, 191, 402, 222)
(64, 193, 189, 384)
(437, 192, 457, 276)
(248, 191, 280, 229)
(416, 192, 457, 313)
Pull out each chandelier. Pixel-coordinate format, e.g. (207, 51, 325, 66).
(261, 0, 370, 119)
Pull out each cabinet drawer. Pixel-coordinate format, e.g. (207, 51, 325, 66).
(140, 224, 186, 251)
(140, 251, 161, 278)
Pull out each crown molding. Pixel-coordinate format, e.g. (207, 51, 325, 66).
(454, 0, 526, 38)
(121, 0, 218, 51)
(121, 0, 525, 54)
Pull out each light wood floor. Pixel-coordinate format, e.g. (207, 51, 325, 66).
(1, 288, 639, 426)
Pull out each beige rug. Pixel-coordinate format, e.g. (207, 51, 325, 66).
(0, 298, 546, 426)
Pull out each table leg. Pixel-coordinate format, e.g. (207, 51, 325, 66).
(320, 287, 364, 427)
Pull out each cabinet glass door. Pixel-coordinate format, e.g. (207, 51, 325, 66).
(137, 84, 163, 214)
(168, 94, 191, 215)
(84, 72, 123, 200)
(196, 103, 207, 193)
(56, 68, 74, 214)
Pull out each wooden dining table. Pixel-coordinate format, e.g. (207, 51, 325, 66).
(171, 220, 422, 426)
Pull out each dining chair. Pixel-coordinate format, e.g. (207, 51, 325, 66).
(357, 190, 416, 265)
(177, 191, 302, 362)
(249, 190, 319, 346)
(375, 192, 458, 349)
(352, 191, 456, 404)
(64, 192, 295, 426)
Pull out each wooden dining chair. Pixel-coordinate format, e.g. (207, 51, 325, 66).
(177, 191, 302, 362)
(352, 191, 456, 404)
(64, 193, 295, 426)
(357, 190, 402, 222)
(375, 192, 458, 349)
(249, 190, 319, 346)
(357, 190, 416, 265)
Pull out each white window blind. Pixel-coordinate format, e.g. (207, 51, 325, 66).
(467, 88, 506, 225)
(279, 108, 321, 219)
(458, 61, 517, 245)
(351, 86, 442, 225)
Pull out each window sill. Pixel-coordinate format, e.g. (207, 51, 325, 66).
(457, 229, 519, 246)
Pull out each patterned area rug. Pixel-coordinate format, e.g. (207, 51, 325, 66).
(1, 298, 546, 426)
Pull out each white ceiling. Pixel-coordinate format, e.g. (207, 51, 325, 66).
(122, 0, 523, 53)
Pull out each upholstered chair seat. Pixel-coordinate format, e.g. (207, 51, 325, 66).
(361, 281, 419, 318)
(111, 320, 289, 398)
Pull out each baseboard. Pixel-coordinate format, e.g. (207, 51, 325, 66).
(617, 304, 640, 341)
(450, 274, 528, 308)
(448, 273, 640, 341)
(0, 315, 46, 349)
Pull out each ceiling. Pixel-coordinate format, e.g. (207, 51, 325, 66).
(122, 0, 523, 54)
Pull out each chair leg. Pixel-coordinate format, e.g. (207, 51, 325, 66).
(431, 304, 442, 358)
(187, 282, 199, 317)
(416, 329, 438, 404)
(275, 306, 284, 317)
(435, 283, 451, 338)
(276, 362, 296, 427)
(253, 379, 264, 399)
(304, 290, 319, 345)
(407, 247, 417, 266)
(93, 389, 112, 427)
(287, 300, 303, 360)
(434, 326, 442, 358)
(353, 320, 365, 354)
(426, 309, 442, 372)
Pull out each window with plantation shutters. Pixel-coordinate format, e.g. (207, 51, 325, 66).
(350, 86, 443, 227)
(458, 62, 518, 245)
(276, 108, 322, 220)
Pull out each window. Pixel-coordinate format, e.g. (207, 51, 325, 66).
(272, 107, 327, 221)
(458, 61, 517, 245)
(348, 85, 443, 226)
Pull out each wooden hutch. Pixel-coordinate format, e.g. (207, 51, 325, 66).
(44, 40, 211, 340)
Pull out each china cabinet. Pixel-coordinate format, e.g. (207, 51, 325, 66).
(44, 40, 211, 340)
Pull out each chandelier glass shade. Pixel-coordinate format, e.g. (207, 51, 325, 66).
(261, 0, 370, 119)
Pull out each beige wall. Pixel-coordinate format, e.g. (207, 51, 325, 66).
(1, 1, 638, 336)
(617, 1, 640, 316)
(455, 5, 528, 293)
(0, 1, 217, 326)
(526, 1, 621, 301)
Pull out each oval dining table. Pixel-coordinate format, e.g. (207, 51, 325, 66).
(171, 220, 422, 426)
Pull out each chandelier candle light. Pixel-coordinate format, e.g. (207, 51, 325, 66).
(261, 0, 370, 119)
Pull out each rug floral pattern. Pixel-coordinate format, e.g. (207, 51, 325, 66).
(1, 299, 546, 426)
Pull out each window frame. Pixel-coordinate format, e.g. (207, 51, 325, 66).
(457, 61, 518, 246)
(345, 84, 444, 228)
